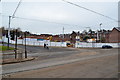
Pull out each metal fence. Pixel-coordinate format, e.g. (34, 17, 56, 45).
(75, 42, 119, 48)
(2, 37, 67, 47)
(1, 37, 120, 48)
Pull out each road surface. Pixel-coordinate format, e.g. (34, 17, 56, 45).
(5, 54, 118, 78)
(1, 44, 118, 78)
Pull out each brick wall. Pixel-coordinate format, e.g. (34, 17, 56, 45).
(109, 28, 120, 43)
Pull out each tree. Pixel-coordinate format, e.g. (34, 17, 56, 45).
(103, 29, 106, 32)
(16, 27, 21, 31)
(0, 27, 6, 36)
(88, 29, 92, 34)
(83, 36, 90, 41)
(82, 30, 87, 34)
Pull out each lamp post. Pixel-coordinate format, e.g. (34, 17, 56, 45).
(7, 16, 12, 49)
(100, 23, 102, 43)
(7, 0, 22, 49)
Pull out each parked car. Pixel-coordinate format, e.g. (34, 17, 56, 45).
(102, 45, 113, 49)
(66, 43, 73, 47)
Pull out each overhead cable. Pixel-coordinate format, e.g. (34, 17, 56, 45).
(62, 0, 118, 22)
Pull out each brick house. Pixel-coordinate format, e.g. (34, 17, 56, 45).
(109, 27, 120, 43)
(35, 34, 71, 42)
(101, 30, 111, 43)
(104, 32, 111, 43)
(70, 31, 77, 44)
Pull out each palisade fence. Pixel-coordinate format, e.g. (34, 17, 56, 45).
(2, 37, 67, 47)
(75, 42, 120, 48)
(1, 37, 120, 48)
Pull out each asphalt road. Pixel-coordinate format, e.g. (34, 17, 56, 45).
(2, 44, 118, 78)
(3, 43, 76, 53)
(2, 43, 78, 60)
(6, 54, 118, 78)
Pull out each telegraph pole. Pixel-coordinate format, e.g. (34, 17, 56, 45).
(61, 27, 64, 47)
(63, 27, 64, 39)
(62, 27, 64, 43)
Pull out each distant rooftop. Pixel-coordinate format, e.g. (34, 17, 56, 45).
(115, 27, 120, 31)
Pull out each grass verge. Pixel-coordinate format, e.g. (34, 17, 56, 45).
(0, 46, 14, 51)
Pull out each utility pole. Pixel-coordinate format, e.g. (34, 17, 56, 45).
(63, 27, 64, 39)
(62, 27, 64, 43)
(61, 27, 64, 47)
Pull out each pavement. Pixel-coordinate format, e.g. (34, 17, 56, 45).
(1, 57, 35, 65)
(1, 48, 35, 65)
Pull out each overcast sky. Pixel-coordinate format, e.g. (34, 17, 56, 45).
(1, 0, 119, 34)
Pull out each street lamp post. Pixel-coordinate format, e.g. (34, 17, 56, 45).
(7, 0, 22, 50)
(7, 16, 11, 50)
(100, 23, 102, 43)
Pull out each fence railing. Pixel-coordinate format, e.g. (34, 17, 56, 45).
(1, 37, 120, 48)
(75, 42, 119, 48)
(3, 37, 67, 47)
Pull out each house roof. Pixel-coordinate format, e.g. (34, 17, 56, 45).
(115, 27, 120, 31)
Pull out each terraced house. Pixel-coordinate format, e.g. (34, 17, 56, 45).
(109, 27, 120, 43)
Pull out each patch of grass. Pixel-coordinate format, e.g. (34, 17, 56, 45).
(0, 46, 14, 51)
